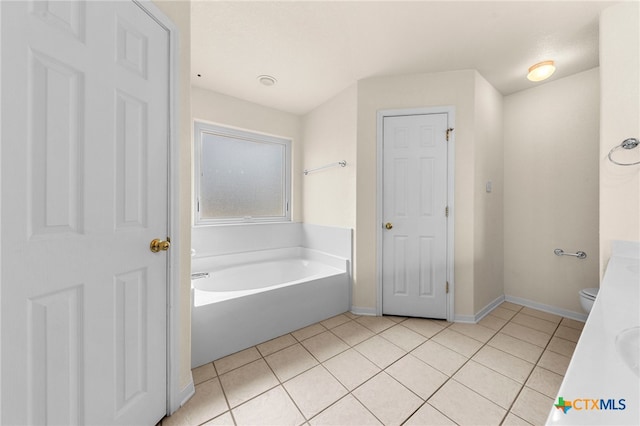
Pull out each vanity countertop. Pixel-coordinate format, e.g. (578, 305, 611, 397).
(546, 241, 640, 425)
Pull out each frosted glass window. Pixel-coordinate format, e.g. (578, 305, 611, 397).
(194, 122, 291, 224)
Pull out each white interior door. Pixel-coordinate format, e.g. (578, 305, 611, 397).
(1, 1, 169, 424)
(382, 113, 448, 319)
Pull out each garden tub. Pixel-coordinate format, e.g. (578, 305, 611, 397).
(191, 247, 349, 367)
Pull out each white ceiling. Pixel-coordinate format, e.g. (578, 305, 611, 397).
(191, 1, 615, 115)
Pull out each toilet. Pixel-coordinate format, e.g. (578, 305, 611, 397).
(579, 287, 599, 313)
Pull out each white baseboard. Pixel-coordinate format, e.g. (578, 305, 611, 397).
(454, 294, 587, 324)
(354, 294, 586, 323)
(505, 295, 587, 322)
(351, 306, 377, 316)
(454, 295, 505, 323)
(475, 294, 506, 322)
(169, 377, 195, 415)
(453, 314, 476, 323)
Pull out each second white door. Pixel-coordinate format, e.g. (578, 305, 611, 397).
(382, 113, 449, 319)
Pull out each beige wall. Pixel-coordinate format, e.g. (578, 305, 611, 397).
(356, 70, 479, 316)
(599, 2, 640, 272)
(191, 87, 303, 222)
(504, 68, 600, 314)
(473, 74, 504, 313)
(152, 0, 192, 392)
(301, 84, 357, 228)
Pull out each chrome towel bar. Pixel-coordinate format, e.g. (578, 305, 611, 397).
(304, 160, 347, 175)
(191, 272, 210, 280)
(554, 248, 587, 259)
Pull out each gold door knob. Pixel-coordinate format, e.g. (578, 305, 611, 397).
(150, 238, 171, 253)
(385, 222, 393, 230)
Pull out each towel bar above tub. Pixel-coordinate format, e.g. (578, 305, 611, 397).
(303, 160, 347, 175)
(191, 272, 210, 280)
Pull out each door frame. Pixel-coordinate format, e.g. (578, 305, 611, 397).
(376, 106, 455, 321)
(131, 0, 184, 416)
(0, 0, 184, 418)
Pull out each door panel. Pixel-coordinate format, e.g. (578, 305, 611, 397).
(1, 1, 169, 424)
(382, 114, 448, 319)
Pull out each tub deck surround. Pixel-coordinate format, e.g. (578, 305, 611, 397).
(547, 241, 640, 426)
(191, 222, 353, 260)
(191, 247, 350, 368)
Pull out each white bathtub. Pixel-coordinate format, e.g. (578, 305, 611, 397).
(191, 247, 350, 368)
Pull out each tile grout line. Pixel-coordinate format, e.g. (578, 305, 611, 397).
(319, 316, 415, 425)
(352, 318, 451, 426)
(403, 304, 568, 425)
(206, 361, 236, 426)
(376, 317, 474, 425)
(363, 317, 471, 425)
(264, 316, 394, 424)
(429, 306, 524, 426)
(427, 304, 569, 425)
(309, 316, 444, 426)
(301, 315, 419, 425)
(393, 311, 518, 425)
(498, 312, 566, 425)
(258, 342, 310, 425)
(263, 327, 373, 423)
(218, 342, 320, 424)
(481, 307, 556, 425)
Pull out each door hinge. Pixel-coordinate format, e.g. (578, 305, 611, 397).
(446, 281, 449, 293)
(446, 128, 454, 142)
(445, 206, 449, 217)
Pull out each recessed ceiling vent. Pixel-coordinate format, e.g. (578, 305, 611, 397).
(257, 75, 277, 86)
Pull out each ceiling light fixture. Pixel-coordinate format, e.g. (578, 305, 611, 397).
(257, 75, 277, 86)
(527, 60, 556, 82)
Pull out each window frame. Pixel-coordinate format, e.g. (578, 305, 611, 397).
(193, 121, 292, 226)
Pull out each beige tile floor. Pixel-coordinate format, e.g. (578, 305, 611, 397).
(162, 302, 584, 426)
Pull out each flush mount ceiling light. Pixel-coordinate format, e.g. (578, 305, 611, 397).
(257, 75, 277, 86)
(527, 60, 556, 82)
